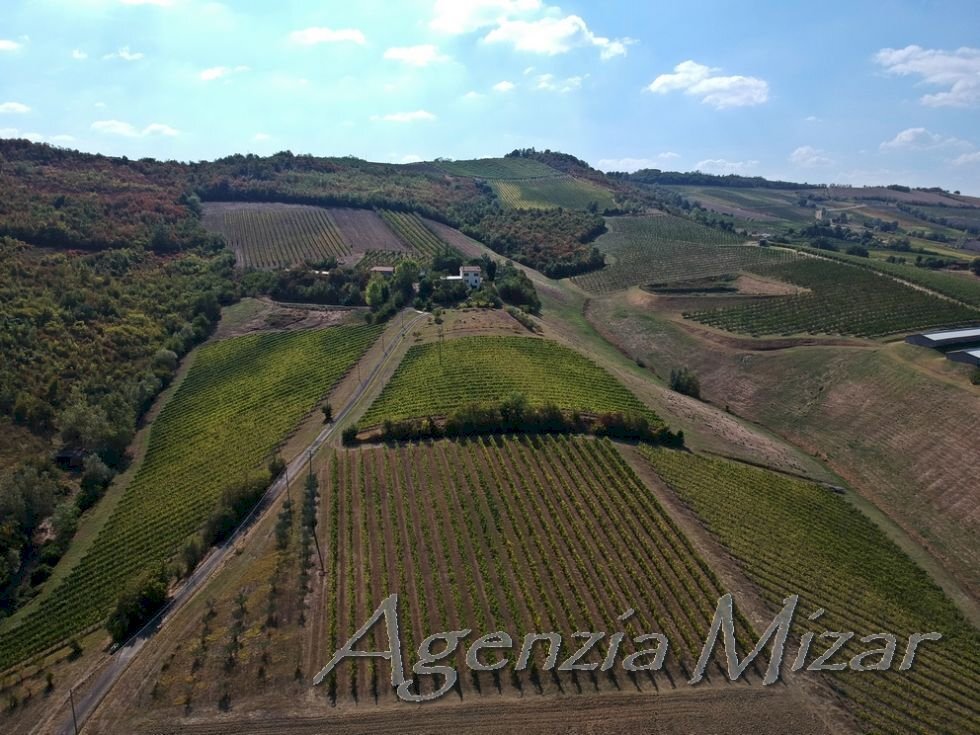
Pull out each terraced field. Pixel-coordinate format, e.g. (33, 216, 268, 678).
(492, 177, 618, 211)
(201, 202, 350, 268)
(573, 215, 787, 294)
(687, 258, 980, 337)
(0, 325, 381, 671)
(359, 335, 660, 427)
(378, 210, 459, 259)
(643, 448, 980, 735)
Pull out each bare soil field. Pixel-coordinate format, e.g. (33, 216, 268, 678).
(422, 218, 487, 259)
(817, 186, 980, 207)
(213, 298, 362, 340)
(329, 208, 409, 253)
(118, 686, 840, 735)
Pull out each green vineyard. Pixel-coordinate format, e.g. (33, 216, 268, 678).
(0, 325, 381, 671)
(686, 258, 980, 337)
(201, 203, 351, 269)
(572, 215, 781, 294)
(642, 448, 980, 735)
(378, 210, 459, 259)
(491, 177, 618, 211)
(359, 335, 661, 427)
(795, 246, 980, 309)
(318, 436, 757, 701)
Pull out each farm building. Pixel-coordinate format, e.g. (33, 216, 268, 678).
(905, 326, 980, 348)
(369, 266, 395, 278)
(443, 265, 483, 289)
(947, 348, 980, 367)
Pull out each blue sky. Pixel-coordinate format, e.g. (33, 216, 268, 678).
(1, 0, 979, 191)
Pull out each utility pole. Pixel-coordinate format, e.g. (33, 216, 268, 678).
(307, 449, 325, 575)
(69, 688, 80, 735)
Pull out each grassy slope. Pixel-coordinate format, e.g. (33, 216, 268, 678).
(586, 293, 980, 604)
(433, 157, 561, 179)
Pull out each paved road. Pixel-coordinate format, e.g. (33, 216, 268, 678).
(47, 310, 428, 735)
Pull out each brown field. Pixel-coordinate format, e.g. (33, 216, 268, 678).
(585, 292, 980, 606)
(83, 436, 845, 734)
(423, 218, 488, 259)
(329, 208, 409, 254)
(212, 298, 362, 340)
(816, 186, 980, 208)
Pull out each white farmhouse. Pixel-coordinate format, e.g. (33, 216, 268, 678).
(443, 265, 483, 289)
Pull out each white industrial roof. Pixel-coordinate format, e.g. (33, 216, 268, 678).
(961, 348, 980, 358)
(921, 327, 980, 341)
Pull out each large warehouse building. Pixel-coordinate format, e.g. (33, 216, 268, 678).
(905, 327, 980, 349)
(947, 348, 980, 367)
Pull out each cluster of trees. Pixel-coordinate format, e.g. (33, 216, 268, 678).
(458, 208, 607, 278)
(613, 169, 817, 190)
(414, 255, 540, 314)
(0, 464, 64, 616)
(347, 393, 684, 447)
(0, 140, 223, 253)
(191, 150, 488, 225)
(0, 231, 235, 616)
(669, 368, 701, 400)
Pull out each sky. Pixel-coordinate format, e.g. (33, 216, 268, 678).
(1, 0, 979, 192)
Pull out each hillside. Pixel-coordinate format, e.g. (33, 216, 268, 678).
(1, 138, 978, 735)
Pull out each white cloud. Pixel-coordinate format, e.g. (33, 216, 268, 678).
(534, 73, 585, 93)
(647, 60, 769, 109)
(143, 122, 179, 136)
(371, 110, 437, 123)
(289, 27, 366, 46)
(72, 49, 88, 60)
(484, 14, 635, 59)
(493, 80, 515, 92)
(49, 134, 76, 144)
(953, 151, 980, 166)
(398, 154, 424, 164)
(789, 145, 832, 167)
(103, 46, 144, 61)
(430, 0, 542, 34)
(253, 132, 271, 142)
(92, 120, 178, 137)
(200, 65, 249, 81)
(0, 40, 21, 52)
(0, 102, 30, 114)
(874, 45, 980, 107)
(383, 44, 449, 67)
(695, 158, 759, 175)
(120, 0, 174, 5)
(461, 90, 484, 100)
(879, 127, 969, 151)
(805, 115, 820, 122)
(595, 153, 680, 172)
(0, 128, 19, 137)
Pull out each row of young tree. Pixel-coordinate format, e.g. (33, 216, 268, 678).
(344, 393, 684, 447)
